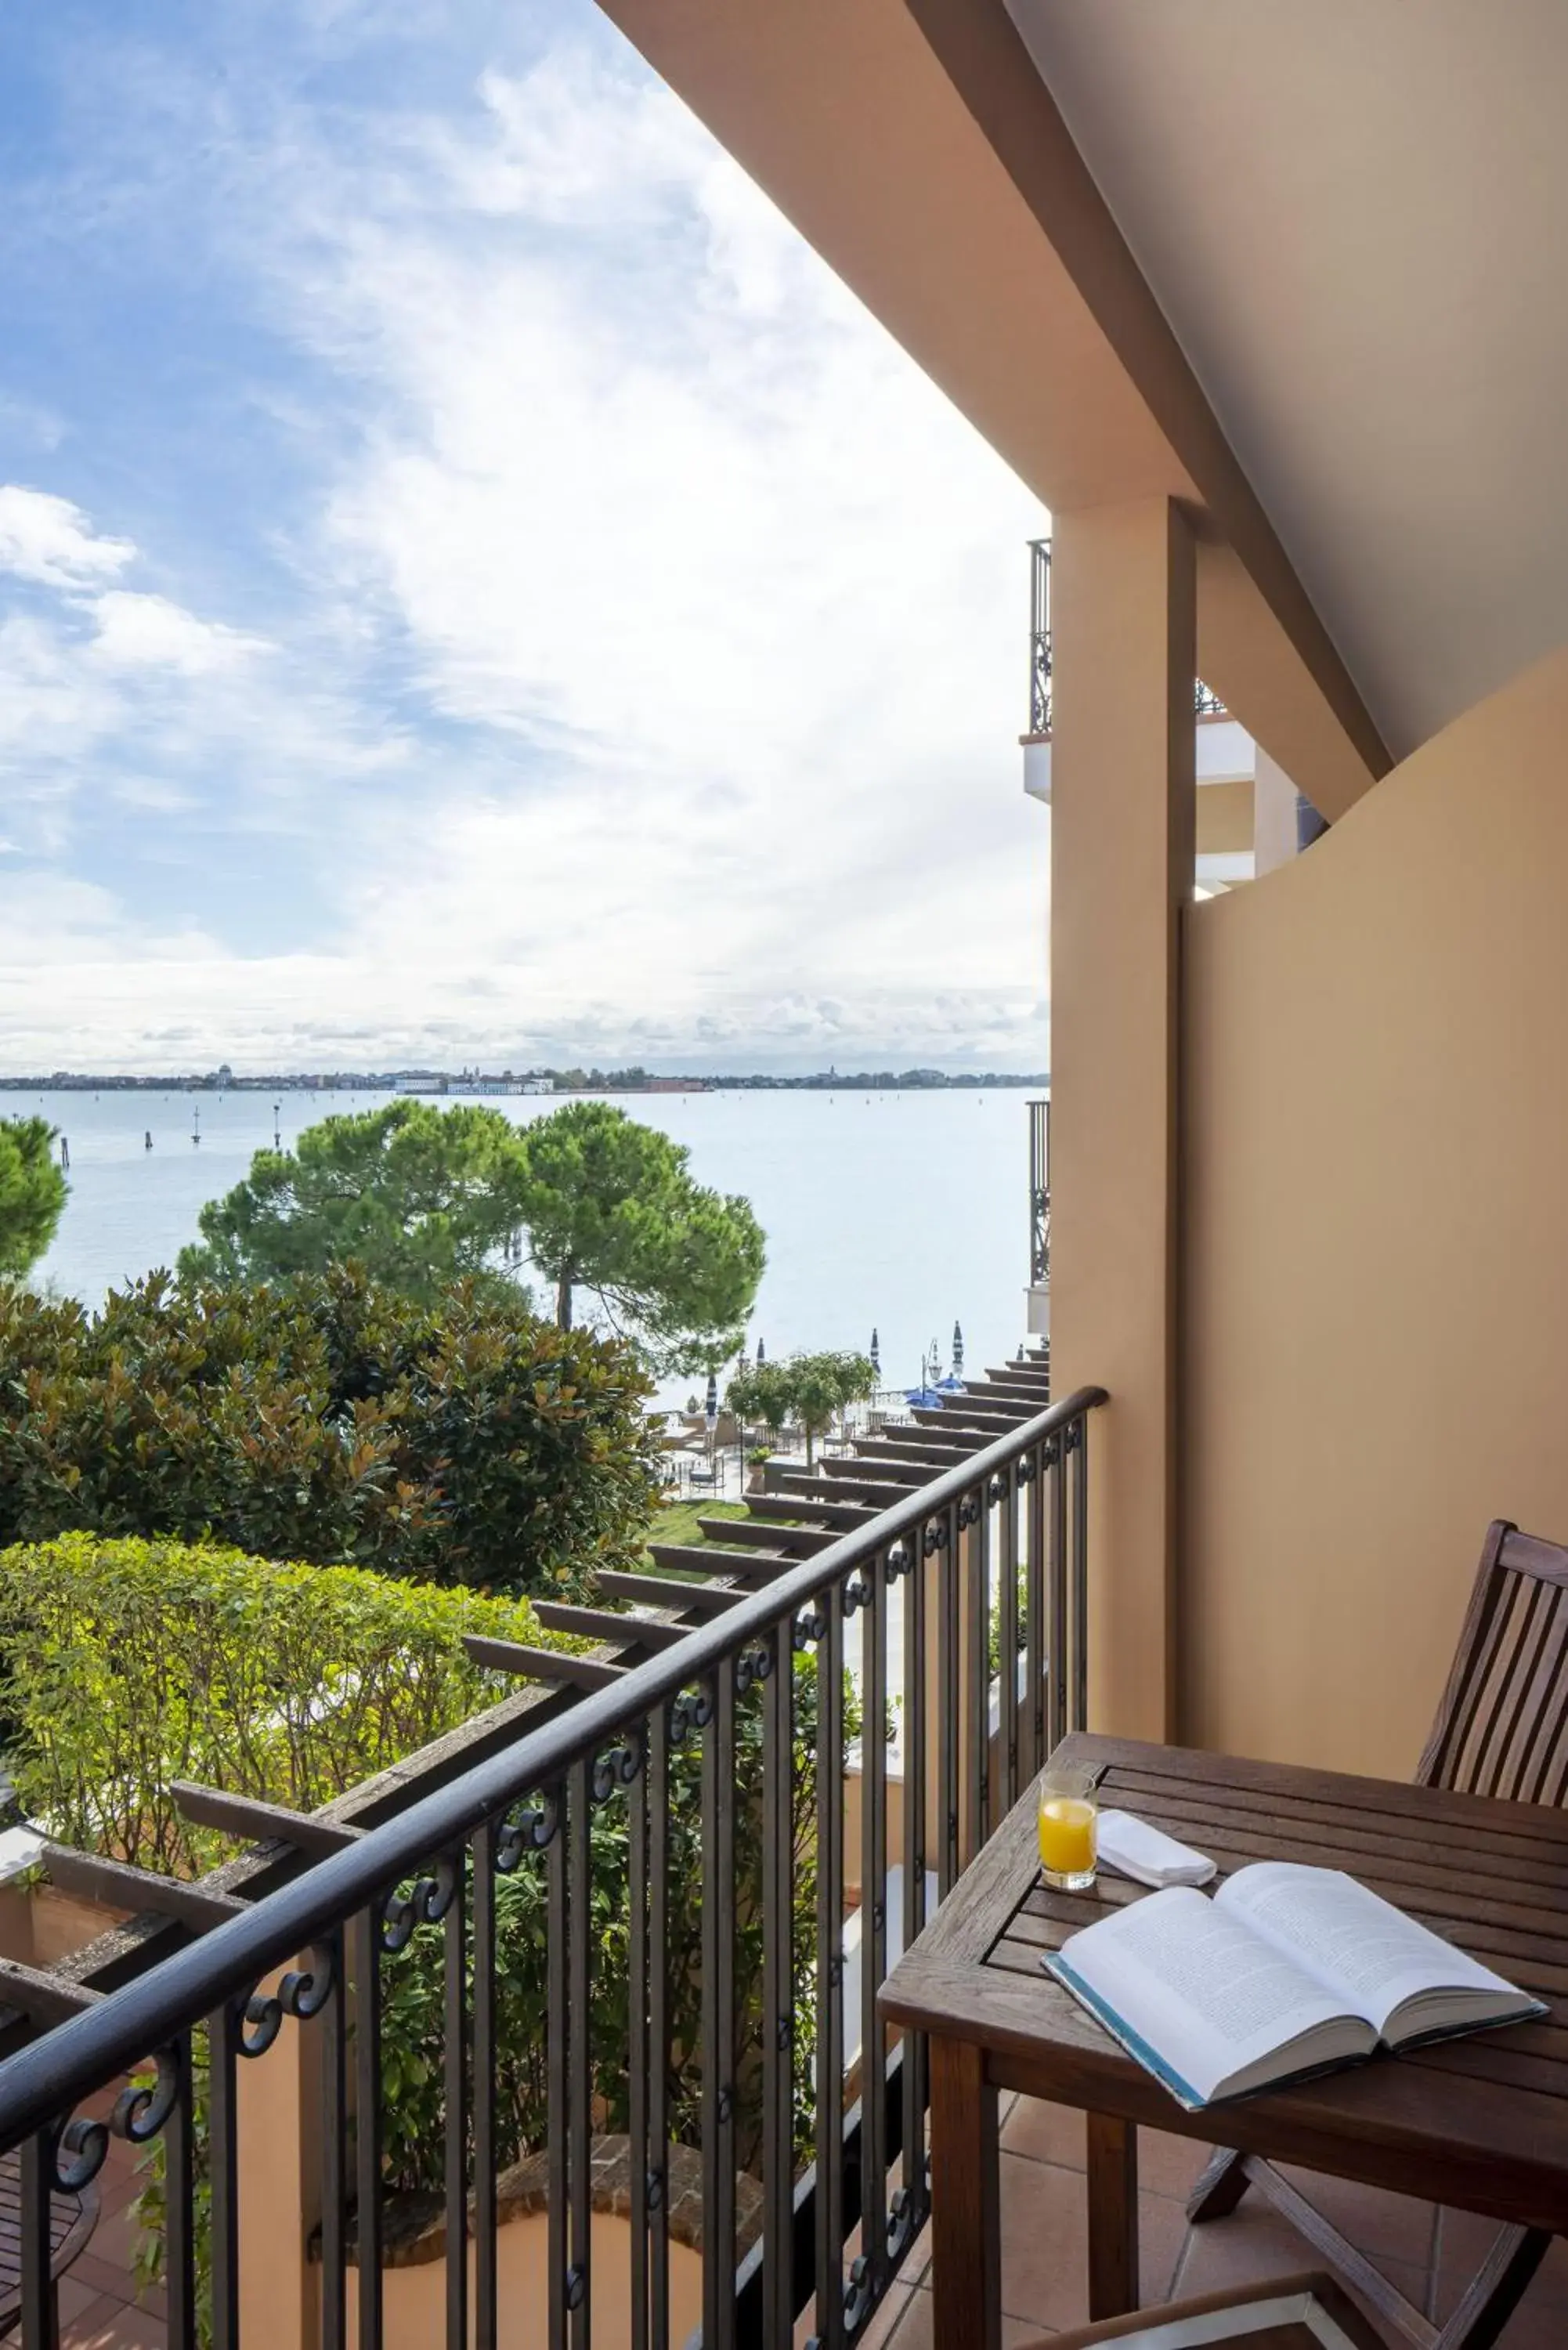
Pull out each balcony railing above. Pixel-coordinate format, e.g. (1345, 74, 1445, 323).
(0, 1378, 1106, 2350)
(1026, 535, 1227, 737)
(1029, 1095, 1050, 1290)
(1029, 537, 1053, 736)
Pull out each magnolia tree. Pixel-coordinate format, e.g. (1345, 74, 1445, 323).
(728, 1350, 876, 1467)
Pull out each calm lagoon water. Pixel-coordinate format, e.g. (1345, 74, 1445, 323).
(23, 1086, 1040, 1404)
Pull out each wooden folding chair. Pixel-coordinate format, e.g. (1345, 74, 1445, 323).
(1187, 1519, 1568, 2350)
(1022, 2269, 1387, 2350)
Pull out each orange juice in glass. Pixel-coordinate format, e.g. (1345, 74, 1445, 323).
(1037, 1763, 1099, 1892)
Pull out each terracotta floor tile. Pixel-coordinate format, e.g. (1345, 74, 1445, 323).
(883, 2282, 1054, 2348)
(999, 2097, 1085, 2173)
(1136, 2130, 1211, 2204)
(51, 2295, 125, 2350)
(1275, 2166, 1437, 2271)
(858, 2279, 916, 2348)
(898, 2216, 931, 2287)
(1175, 2200, 1343, 2298)
(61, 2295, 167, 2350)
(62, 2251, 149, 2309)
(94, 2169, 145, 2225)
(997, 2145, 1088, 2331)
(64, 2303, 167, 2341)
(1433, 2222, 1568, 2340)
(85, 2190, 152, 2282)
(1136, 2193, 1190, 2306)
(996, 2154, 1183, 2329)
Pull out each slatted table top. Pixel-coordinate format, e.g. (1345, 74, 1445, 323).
(880, 1734, 1568, 2235)
(0, 2146, 99, 2327)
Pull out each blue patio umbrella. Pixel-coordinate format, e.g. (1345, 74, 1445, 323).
(904, 1384, 946, 1409)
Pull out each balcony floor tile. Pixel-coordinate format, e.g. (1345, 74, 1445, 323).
(874, 2102, 1568, 2348)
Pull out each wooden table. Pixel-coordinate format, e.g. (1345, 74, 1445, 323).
(878, 1734, 1568, 2350)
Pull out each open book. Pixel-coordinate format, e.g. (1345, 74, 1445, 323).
(1045, 1862, 1544, 2111)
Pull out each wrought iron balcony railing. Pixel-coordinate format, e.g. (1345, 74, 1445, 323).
(1028, 1096, 1050, 1290)
(1026, 536, 1227, 736)
(0, 1380, 1105, 2350)
(1029, 537, 1053, 736)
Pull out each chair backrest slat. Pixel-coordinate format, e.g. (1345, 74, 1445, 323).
(1418, 1520, 1568, 1802)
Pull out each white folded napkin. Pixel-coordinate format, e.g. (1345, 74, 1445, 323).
(1096, 1809, 1216, 1889)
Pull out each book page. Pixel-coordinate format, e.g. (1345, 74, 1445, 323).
(1218, 1864, 1522, 2037)
(1054, 1885, 1360, 2106)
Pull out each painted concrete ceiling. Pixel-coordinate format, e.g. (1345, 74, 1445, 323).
(1006, 0, 1568, 757)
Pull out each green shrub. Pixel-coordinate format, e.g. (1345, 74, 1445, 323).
(377, 1650, 842, 2194)
(128, 1656, 848, 2333)
(0, 1534, 581, 1874)
(0, 1266, 657, 1598)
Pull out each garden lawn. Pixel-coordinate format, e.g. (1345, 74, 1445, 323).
(644, 1498, 750, 1557)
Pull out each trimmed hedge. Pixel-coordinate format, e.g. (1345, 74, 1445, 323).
(0, 1266, 657, 1597)
(0, 1534, 579, 1875)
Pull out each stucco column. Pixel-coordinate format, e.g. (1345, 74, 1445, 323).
(1049, 497, 1194, 1739)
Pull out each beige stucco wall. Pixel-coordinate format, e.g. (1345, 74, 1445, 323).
(1181, 645, 1568, 1777)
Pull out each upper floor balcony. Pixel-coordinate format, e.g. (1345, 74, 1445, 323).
(1021, 539, 1321, 894)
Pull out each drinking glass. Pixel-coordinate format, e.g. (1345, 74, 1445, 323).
(1037, 1762, 1099, 1892)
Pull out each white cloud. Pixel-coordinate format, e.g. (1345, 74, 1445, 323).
(0, 487, 135, 591)
(0, 11, 1053, 1072)
(274, 42, 1050, 1041)
(90, 591, 269, 675)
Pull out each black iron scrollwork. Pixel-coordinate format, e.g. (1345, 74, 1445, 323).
(844, 2252, 876, 2334)
(51, 2036, 193, 2190)
(51, 2112, 110, 2193)
(792, 1600, 828, 1650)
(987, 1473, 1009, 1506)
(111, 2044, 182, 2146)
(280, 1942, 336, 2023)
(884, 1542, 912, 1582)
(591, 1734, 643, 1803)
(922, 1520, 948, 1557)
(734, 1644, 774, 1694)
(841, 1572, 873, 1618)
(956, 1493, 981, 1531)
(667, 1686, 714, 1744)
(232, 1933, 339, 2051)
(494, 1794, 558, 1871)
(887, 2184, 916, 2258)
(381, 1853, 461, 1952)
(1016, 1454, 1036, 1485)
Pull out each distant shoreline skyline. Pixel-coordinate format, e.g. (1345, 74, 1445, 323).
(1, 1065, 1049, 1095)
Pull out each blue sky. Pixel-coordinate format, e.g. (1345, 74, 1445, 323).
(0, 0, 1049, 1073)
